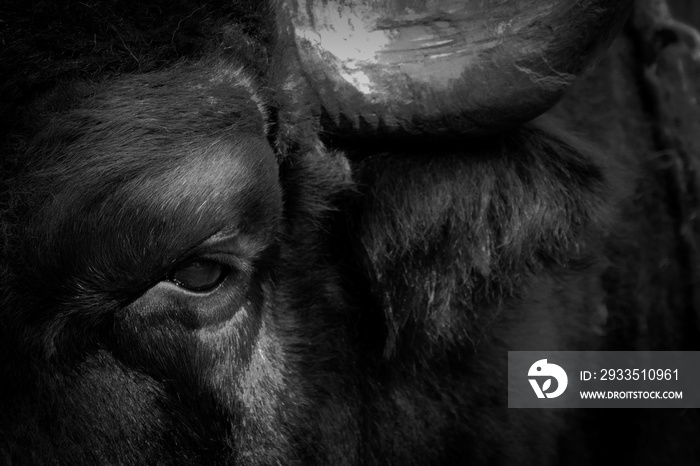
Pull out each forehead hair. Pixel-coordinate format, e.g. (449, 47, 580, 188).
(0, 59, 272, 275)
(22, 59, 267, 169)
(2, 58, 270, 212)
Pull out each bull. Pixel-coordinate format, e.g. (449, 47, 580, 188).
(0, 0, 698, 464)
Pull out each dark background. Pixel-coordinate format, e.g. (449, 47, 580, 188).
(669, 0, 700, 28)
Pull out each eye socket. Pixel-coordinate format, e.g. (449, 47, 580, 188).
(167, 259, 229, 293)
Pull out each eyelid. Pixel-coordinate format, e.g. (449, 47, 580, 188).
(174, 229, 272, 275)
(191, 230, 271, 260)
(177, 252, 253, 276)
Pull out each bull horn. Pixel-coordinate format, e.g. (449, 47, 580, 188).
(279, 0, 633, 139)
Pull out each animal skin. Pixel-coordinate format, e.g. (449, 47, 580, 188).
(0, 0, 699, 464)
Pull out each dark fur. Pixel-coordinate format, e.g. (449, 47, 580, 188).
(1, 1, 698, 465)
(327, 121, 610, 465)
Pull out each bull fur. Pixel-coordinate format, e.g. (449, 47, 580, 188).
(0, 0, 698, 465)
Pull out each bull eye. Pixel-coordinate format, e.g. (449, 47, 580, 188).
(167, 259, 229, 293)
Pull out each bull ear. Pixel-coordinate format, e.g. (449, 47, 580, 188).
(277, 0, 633, 141)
